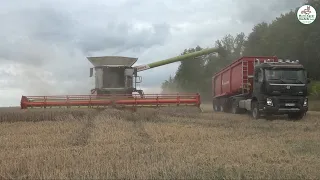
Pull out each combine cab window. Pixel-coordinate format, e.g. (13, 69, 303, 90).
(265, 69, 306, 84)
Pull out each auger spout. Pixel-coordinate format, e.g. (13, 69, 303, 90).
(133, 47, 222, 72)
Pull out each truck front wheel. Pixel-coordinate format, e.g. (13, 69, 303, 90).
(251, 101, 260, 119)
(288, 112, 305, 120)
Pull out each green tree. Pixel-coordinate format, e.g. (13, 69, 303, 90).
(161, 0, 320, 99)
(161, 75, 177, 93)
(243, 22, 270, 56)
(174, 45, 205, 93)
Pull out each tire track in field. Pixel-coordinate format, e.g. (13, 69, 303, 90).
(125, 111, 154, 144)
(68, 110, 103, 147)
(132, 120, 153, 144)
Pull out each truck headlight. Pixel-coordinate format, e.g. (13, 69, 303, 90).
(266, 98, 273, 106)
(303, 99, 308, 106)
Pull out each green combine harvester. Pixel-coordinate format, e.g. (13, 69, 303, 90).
(21, 47, 224, 109)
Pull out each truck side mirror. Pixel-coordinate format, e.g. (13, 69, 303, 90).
(90, 68, 93, 77)
(133, 68, 138, 76)
(307, 78, 311, 84)
(254, 72, 259, 82)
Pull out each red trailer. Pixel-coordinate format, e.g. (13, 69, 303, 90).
(211, 56, 309, 120)
(212, 56, 278, 98)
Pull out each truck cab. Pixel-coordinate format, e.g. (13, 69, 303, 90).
(251, 60, 310, 119)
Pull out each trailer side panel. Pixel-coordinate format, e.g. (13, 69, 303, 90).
(212, 56, 278, 98)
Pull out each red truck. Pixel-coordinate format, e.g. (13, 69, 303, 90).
(212, 56, 310, 120)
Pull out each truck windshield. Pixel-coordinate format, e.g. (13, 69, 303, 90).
(265, 69, 306, 84)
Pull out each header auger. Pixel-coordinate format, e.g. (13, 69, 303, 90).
(21, 47, 223, 110)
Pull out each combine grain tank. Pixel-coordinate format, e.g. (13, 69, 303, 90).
(87, 56, 140, 96)
(212, 56, 310, 120)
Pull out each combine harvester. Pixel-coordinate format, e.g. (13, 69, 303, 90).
(21, 47, 222, 110)
(212, 56, 310, 120)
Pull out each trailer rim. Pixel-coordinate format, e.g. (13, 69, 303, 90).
(231, 106, 237, 114)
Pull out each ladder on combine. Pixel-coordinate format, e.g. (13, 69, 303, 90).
(241, 60, 249, 94)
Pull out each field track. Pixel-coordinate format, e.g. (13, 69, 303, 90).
(0, 104, 320, 179)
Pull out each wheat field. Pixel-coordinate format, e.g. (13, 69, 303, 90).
(0, 104, 320, 179)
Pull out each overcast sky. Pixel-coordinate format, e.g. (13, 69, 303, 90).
(0, 0, 304, 106)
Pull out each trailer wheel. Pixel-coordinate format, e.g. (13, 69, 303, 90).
(231, 102, 239, 114)
(220, 104, 225, 112)
(213, 100, 220, 112)
(251, 101, 260, 119)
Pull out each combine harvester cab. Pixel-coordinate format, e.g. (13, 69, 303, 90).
(21, 47, 222, 111)
(212, 57, 310, 120)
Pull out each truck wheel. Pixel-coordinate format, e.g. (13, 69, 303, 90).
(288, 112, 305, 121)
(251, 101, 260, 119)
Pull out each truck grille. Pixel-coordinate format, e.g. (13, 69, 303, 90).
(278, 99, 302, 108)
(279, 99, 300, 104)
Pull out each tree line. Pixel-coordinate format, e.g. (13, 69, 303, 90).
(161, 0, 320, 101)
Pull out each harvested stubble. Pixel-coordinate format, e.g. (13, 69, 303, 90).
(0, 105, 320, 179)
(0, 106, 200, 123)
(0, 108, 99, 123)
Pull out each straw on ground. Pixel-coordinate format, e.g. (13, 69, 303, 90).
(0, 105, 320, 179)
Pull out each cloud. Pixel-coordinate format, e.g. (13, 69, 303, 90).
(0, 0, 305, 106)
(232, 0, 305, 24)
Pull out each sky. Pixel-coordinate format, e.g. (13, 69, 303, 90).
(0, 0, 305, 106)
